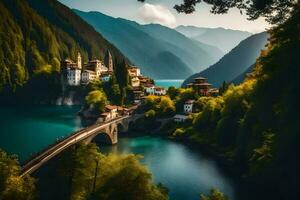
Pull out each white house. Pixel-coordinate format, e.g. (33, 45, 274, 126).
(173, 114, 188, 123)
(184, 100, 195, 114)
(144, 84, 155, 95)
(67, 68, 81, 86)
(154, 87, 166, 96)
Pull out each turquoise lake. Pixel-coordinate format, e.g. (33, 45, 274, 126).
(0, 106, 235, 200)
(155, 79, 184, 88)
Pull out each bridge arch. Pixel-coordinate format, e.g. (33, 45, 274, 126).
(91, 131, 114, 145)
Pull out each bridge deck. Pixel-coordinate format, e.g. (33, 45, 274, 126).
(21, 115, 130, 177)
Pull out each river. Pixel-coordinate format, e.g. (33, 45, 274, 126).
(0, 104, 235, 200)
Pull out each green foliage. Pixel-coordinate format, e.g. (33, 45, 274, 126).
(218, 81, 230, 95)
(0, 150, 36, 200)
(172, 128, 185, 137)
(157, 96, 176, 117)
(171, 5, 300, 199)
(85, 90, 107, 113)
(145, 109, 156, 120)
(142, 95, 175, 117)
(167, 86, 180, 100)
(140, 0, 297, 24)
(60, 143, 168, 200)
(200, 188, 229, 200)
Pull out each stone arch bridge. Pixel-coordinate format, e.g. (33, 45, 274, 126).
(21, 114, 140, 177)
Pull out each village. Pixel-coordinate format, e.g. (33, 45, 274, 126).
(60, 52, 168, 121)
(60, 52, 219, 124)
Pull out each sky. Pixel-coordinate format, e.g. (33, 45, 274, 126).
(59, 0, 270, 33)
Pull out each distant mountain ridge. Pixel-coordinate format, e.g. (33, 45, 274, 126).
(182, 32, 268, 87)
(176, 25, 252, 53)
(75, 10, 224, 79)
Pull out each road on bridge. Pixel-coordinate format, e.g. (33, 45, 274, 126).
(21, 115, 130, 177)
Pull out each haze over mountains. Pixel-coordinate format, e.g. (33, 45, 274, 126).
(183, 32, 269, 87)
(75, 10, 227, 79)
(176, 25, 252, 53)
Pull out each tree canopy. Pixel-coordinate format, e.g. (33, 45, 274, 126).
(0, 150, 36, 200)
(138, 0, 299, 24)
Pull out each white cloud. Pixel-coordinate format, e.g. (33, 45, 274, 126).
(138, 3, 176, 27)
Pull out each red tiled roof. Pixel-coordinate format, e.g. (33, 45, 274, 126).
(155, 87, 165, 91)
(105, 105, 118, 110)
(100, 112, 109, 116)
(185, 100, 195, 104)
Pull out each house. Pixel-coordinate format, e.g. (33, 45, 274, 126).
(61, 51, 114, 86)
(84, 59, 106, 77)
(133, 90, 144, 103)
(128, 66, 141, 77)
(173, 114, 188, 123)
(144, 84, 155, 95)
(81, 70, 97, 84)
(99, 105, 118, 122)
(67, 67, 81, 86)
(184, 100, 195, 114)
(105, 105, 118, 119)
(154, 87, 166, 96)
(139, 75, 153, 86)
(61, 53, 82, 86)
(131, 76, 140, 87)
(100, 72, 111, 82)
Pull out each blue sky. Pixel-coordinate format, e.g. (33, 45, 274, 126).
(59, 0, 270, 33)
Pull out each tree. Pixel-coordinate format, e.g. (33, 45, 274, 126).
(60, 143, 169, 200)
(0, 149, 36, 200)
(167, 86, 180, 100)
(157, 96, 175, 117)
(85, 90, 107, 112)
(138, 0, 298, 24)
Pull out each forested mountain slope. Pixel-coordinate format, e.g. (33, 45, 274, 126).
(183, 32, 268, 87)
(0, 0, 127, 99)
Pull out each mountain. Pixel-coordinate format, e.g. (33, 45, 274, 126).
(182, 32, 268, 87)
(74, 10, 224, 79)
(0, 0, 127, 94)
(176, 25, 252, 53)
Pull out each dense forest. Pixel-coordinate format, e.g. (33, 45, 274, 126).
(134, 1, 300, 199)
(155, 6, 300, 200)
(0, 0, 128, 103)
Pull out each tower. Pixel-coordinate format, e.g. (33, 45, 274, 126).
(104, 50, 113, 72)
(77, 52, 82, 69)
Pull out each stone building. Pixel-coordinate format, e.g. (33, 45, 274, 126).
(61, 51, 114, 86)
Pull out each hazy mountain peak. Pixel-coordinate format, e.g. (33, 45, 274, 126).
(175, 25, 252, 53)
